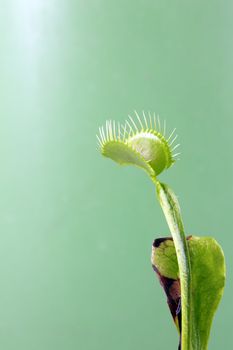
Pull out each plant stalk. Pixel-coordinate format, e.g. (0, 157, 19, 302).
(155, 180, 192, 350)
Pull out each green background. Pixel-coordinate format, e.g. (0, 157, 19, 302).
(0, 1, 232, 349)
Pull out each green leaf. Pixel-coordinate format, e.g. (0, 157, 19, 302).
(151, 236, 226, 350)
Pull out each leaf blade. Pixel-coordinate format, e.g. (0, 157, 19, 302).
(151, 236, 226, 350)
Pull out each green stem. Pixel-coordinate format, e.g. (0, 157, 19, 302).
(155, 180, 192, 350)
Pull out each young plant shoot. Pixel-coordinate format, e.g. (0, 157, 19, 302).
(96, 111, 225, 350)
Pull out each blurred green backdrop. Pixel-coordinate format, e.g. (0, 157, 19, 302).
(0, 1, 232, 349)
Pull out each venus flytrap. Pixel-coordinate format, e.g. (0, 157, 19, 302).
(96, 112, 225, 350)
